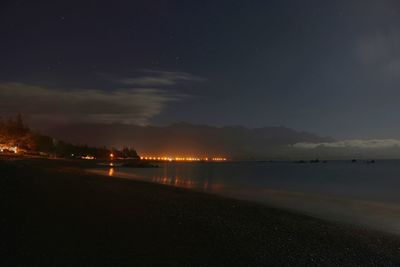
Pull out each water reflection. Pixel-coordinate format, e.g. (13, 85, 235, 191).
(91, 161, 400, 234)
(203, 180, 209, 190)
(143, 162, 228, 192)
(152, 176, 197, 189)
(148, 175, 225, 192)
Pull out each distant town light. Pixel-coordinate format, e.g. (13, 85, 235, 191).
(140, 156, 227, 162)
(0, 145, 18, 154)
(82, 155, 95, 160)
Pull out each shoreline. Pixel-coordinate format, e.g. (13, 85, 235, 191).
(2, 158, 400, 265)
(90, 165, 400, 236)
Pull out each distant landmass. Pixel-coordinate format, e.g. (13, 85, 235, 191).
(44, 122, 334, 160)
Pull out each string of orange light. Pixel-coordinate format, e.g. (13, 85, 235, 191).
(140, 156, 227, 162)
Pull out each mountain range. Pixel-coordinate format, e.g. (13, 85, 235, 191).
(43, 122, 334, 160)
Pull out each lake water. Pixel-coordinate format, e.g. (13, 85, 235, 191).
(91, 161, 400, 234)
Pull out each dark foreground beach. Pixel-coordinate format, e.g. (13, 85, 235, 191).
(1, 158, 400, 266)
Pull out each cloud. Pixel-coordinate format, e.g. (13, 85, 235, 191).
(357, 31, 400, 81)
(293, 139, 400, 149)
(357, 33, 393, 64)
(118, 70, 205, 86)
(0, 82, 184, 125)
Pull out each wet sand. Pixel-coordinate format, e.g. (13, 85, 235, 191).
(1, 158, 400, 266)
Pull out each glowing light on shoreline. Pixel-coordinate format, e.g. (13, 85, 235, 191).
(0, 145, 18, 153)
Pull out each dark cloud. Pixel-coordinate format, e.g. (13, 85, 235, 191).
(0, 69, 204, 125)
(0, 82, 185, 125)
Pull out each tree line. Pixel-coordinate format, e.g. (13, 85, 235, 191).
(0, 114, 139, 160)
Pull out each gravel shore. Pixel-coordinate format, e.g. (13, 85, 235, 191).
(1, 158, 399, 266)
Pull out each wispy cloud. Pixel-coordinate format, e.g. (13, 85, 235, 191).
(294, 139, 400, 149)
(0, 69, 204, 126)
(118, 70, 205, 86)
(357, 32, 393, 64)
(357, 31, 400, 81)
(0, 82, 184, 125)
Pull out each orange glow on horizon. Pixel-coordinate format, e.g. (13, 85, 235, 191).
(140, 156, 227, 162)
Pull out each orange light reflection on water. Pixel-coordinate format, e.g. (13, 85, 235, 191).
(150, 176, 226, 192)
(152, 176, 197, 189)
(108, 168, 114, 176)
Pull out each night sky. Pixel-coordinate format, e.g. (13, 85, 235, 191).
(1, 0, 400, 138)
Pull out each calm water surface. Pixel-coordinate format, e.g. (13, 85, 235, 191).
(92, 161, 400, 234)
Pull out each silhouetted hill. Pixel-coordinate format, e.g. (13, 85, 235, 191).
(43, 123, 334, 159)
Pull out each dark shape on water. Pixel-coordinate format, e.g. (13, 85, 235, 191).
(351, 159, 357, 163)
(294, 159, 327, 164)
